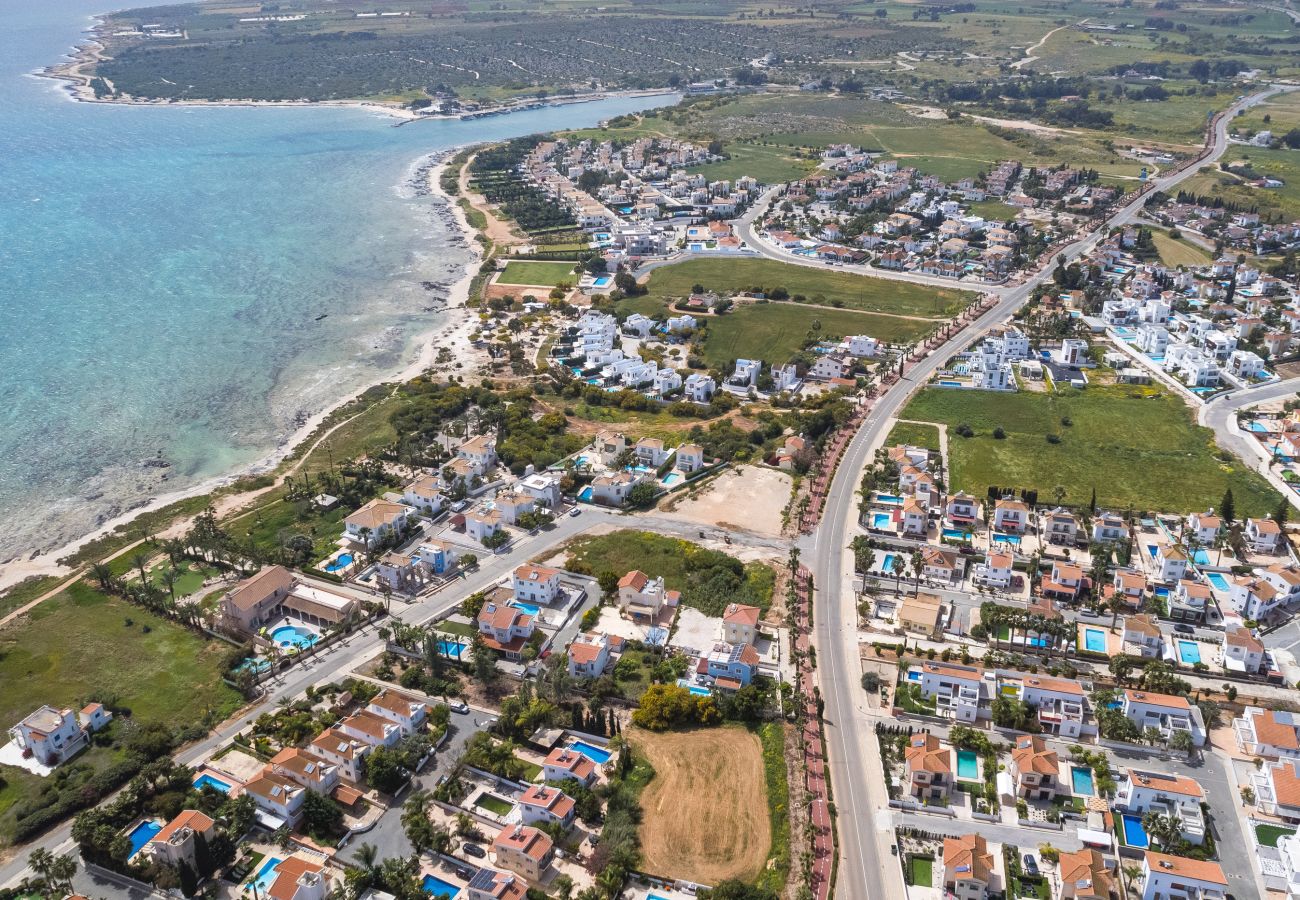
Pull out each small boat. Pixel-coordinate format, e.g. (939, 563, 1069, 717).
(315, 314, 328, 321)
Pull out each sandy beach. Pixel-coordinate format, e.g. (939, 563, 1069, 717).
(0, 150, 488, 593)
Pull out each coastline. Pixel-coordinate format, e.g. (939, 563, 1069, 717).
(38, 25, 674, 123)
(0, 149, 487, 593)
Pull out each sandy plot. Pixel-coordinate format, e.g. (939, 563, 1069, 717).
(634, 726, 771, 885)
(659, 466, 791, 537)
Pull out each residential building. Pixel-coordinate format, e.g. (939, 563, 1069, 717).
(145, 810, 217, 870)
(1042, 562, 1084, 602)
(8, 706, 85, 767)
(366, 689, 431, 736)
(1121, 615, 1163, 658)
(268, 747, 340, 795)
(242, 772, 307, 827)
(993, 498, 1029, 533)
(1010, 735, 1059, 801)
(458, 435, 498, 473)
(1154, 545, 1188, 583)
(920, 546, 964, 583)
(518, 784, 576, 829)
(542, 747, 597, 786)
(721, 603, 761, 645)
(1234, 707, 1300, 759)
(1112, 570, 1149, 608)
(1246, 517, 1284, 554)
(705, 641, 761, 688)
(1092, 512, 1129, 544)
(729, 358, 761, 388)
(901, 497, 928, 537)
(466, 869, 527, 900)
(1222, 624, 1267, 675)
(401, 475, 445, 517)
(78, 703, 111, 733)
(1056, 849, 1117, 900)
(477, 603, 535, 660)
(905, 733, 952, 802)
(344, 499, 412, 548)
(492, 824, 555, 882)
(309, 727, 371, 782)
(943, 834, 998, 900)
(516, 472, 563, 510)
(1115, 769, 1206, 844)
(512, 565, 561, 606)
(1121, 690, 1205, 746)
(567, 631, 621, 678)
(594, 431, 629, 466)
(617, 570, 679, 620)
(1016, 674, 1089, 739)
(1186, 512, 1222, 548)
(946, 492, 980, 527)
(589, 470, 647, 507)
(1044, 508, 1080, 545)
(338, 710, 403, 749)
(1169, 579, 1211, 624)
(898, 593, 945, 640)
(263, 857, 332, 900)
(914, 661, 985, 723)
(675, 443, 706, 474)
(493, 492, 536, 527)
(683, 373, 716, 403)
(1255, 759, 1300, 821)
(465, 508, 504, 543)
(1136, 851, 1226, 900)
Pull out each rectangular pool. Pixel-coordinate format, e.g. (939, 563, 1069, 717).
(992, 533, 1020, 546)
(249, 856, 284, 894)
(511, 601, 542, 617)
(880, 553, 897, 572)
(1177, 640, 1202, 665)
(1121, 814, 1150, 848)
(193, 773, 231, 793)
(941, 528, 970, 542)
(422, 874, 461, 898)
(956, 750, 979, 780)
(1207, 572, 1229, 591)
(1071, 766, 1094, 796)
(1083, 628, 1106, 654)
(907, 670, 922, 681)
(875, 494, 903, 505)
(872, 512, 893, 529)
(125, 820, 162, 859)
(569, 740, 612, 765)
(1192, 549, 1211, 565)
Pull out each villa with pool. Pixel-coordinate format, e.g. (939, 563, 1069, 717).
(220, 564, 360, 647)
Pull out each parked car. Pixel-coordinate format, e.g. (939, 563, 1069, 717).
(1023, 855, 1039, 876)
(449, 701, 470, 714)
(462, 843, 486, 859)
(1174, 623, 1195, 635)
(569, 507, 581, 517)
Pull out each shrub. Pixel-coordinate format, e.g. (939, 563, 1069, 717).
(992, 426, 1006, 439)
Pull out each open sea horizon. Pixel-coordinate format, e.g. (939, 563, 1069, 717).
(0, 0, 674, 560)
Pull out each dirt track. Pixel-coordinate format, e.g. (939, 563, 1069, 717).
(633, 725, 771, 885)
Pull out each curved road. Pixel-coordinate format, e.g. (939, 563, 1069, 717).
(802, 84, 1288, 900)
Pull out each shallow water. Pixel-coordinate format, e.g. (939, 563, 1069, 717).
(0, 0, 674, 557)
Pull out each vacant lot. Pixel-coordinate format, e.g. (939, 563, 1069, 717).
(643, 257, 970, 318)
(887, 421, 942, 451)
(662, 465, 791, 537)
(685, 142, 817, 185)
(1150, 229, 1212, 269)
(634, 726, 771, 884)
(699, 303, 932, 367)
(497, 260, 579, 287)
(901, 385, 1280, 515)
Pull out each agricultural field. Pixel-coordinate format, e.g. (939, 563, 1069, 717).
(497, 260, 580, 287)
(901, 384, 1280, 515)
(641, 257, 971, 319)
(634, 725, 772, 885)
(1149, 228, 1213, 269)
(684, 142, 817, 185)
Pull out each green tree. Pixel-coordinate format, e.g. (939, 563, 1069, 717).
(402, 790, 435, 856)
(1220, 488, 1235, 524)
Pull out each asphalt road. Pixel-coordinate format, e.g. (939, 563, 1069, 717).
(803, 86, 1286, 900)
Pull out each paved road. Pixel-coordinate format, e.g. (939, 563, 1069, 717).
(803, 86, 1286, 900)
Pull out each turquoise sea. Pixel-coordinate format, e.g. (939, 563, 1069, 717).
(0, 0, 673, 559)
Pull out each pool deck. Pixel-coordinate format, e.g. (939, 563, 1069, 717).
(1074, 622, 1123, 657)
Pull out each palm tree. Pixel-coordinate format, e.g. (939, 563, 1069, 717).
(131, 551, 150, 584)
(910, 548, 925, 596)
(891, 554, 906, 595)
(90, 562, 116, 594)
(162, 567, 180, 605)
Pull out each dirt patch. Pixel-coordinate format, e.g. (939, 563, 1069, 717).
(633, 725, 771, 885)
(658, 465, 792, 537)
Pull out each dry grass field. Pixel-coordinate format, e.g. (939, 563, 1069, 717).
(633, 725, 771, 885)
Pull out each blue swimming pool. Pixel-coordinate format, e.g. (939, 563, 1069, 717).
(438, 640, 465, 658)
(193, 773, 231, 793)
(1071, 766, 1094, 796)
(325, 552, 354, 572)
(1147, 544, 1159, 558)
(876, 494, 903, 505)
(872, 512, 893, 529)
(907, 670, 921, 681)
(956, 750, 979, 780)
(578, 486, 594, 502)
(422, 874, 460, 898)
(678, 678, 712, 696)
(992, 533, 1020, 546)
(591, 275, 613, 288)
(1155, 585, 1170, 598)
(570, 740, 612, 765)
(1192, 549, 1211, 565)
(1177, 640, 1202, 665)
(249, 856, 284, 893)
(512, 602, 542, 617)
(661, 472, 683, 487)
(939, 380, 964, 387)
(1250, 421, 1271, 433)
(126, 820, 161, 859)
(942, 528, 970, 542)
(269, 624, 318, 650)
(1121, 814, 1150, 848)
(881, 553, 897, 572)
(1207, 572, 1229, 591)
(1083, 628, 1106, 654)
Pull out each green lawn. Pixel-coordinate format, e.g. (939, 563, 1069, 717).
(438, 619, 477, 638)
(685, 142, 818, 185)
(909, 856, 934, 887)
(497, 260, 580, 287)
(475, 793, 514, 815)
(1257, 823, 1296, 848)
(901, 385, 1280, 515)
(698, 304, 933, 367)
(148, 560, 221, 598)
(965, 200, 1020, 223)
(887, 422, 942, 451)
(563, 530, 774, 615)
(1150, 229, 1213, 269)
(643, 257, 971, 318)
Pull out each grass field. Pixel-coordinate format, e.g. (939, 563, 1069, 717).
(909, 855, 935, 887)
(887, 421, 942, 451)
(475, 793, 514, 816)
(634, 726, 772, 884)
(1256, 823, 1296, 848)
(642, 257, 971, 318)
(697, 303, 931, 367)
(685, 142, 817, 184)
(901, 385, 1280, 515)
(1150, 229, 1213, 269)
(497, 260, 579, 287)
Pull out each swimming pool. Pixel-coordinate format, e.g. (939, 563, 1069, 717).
(1192, 549, 1211, 565)
(1177, 640, 1202, 665)
(907, 670, 922, 681)
(876, 494, 903, 505)
(941, 528, 970, 542)
(125, 820, 161, 859)
(269, 624, 318, 650)
(569, 740, 612, 765)
(1083, 628, 1106, 654)
(1207, 572, 1229, 591)
(677, 678, 711, 696)
(1154, 585, 1170, 598)
(871, 512, 893, 529)
(956, 750, 979, 780)
(992, 533, 1020, 546)
(578, 486, 594, 502)
(1121, 814, 1150, 848)
(511, 602, 542, 617)
(1147, 544, 1160, 558)
(661, 472, 683, 487)
(438, 640, 465, 658)
(939, 380, 964, 387)
(422, 874, 460, 898)
(591, 275, 613, 289)
(193, 773, 232, 793)
(1249, 421, 1271, 433)
(249, 856, 284, 894)
(1071, 766, 1094, 796)
(324, 552, 354, 573)
(881, 553, 897, 572)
